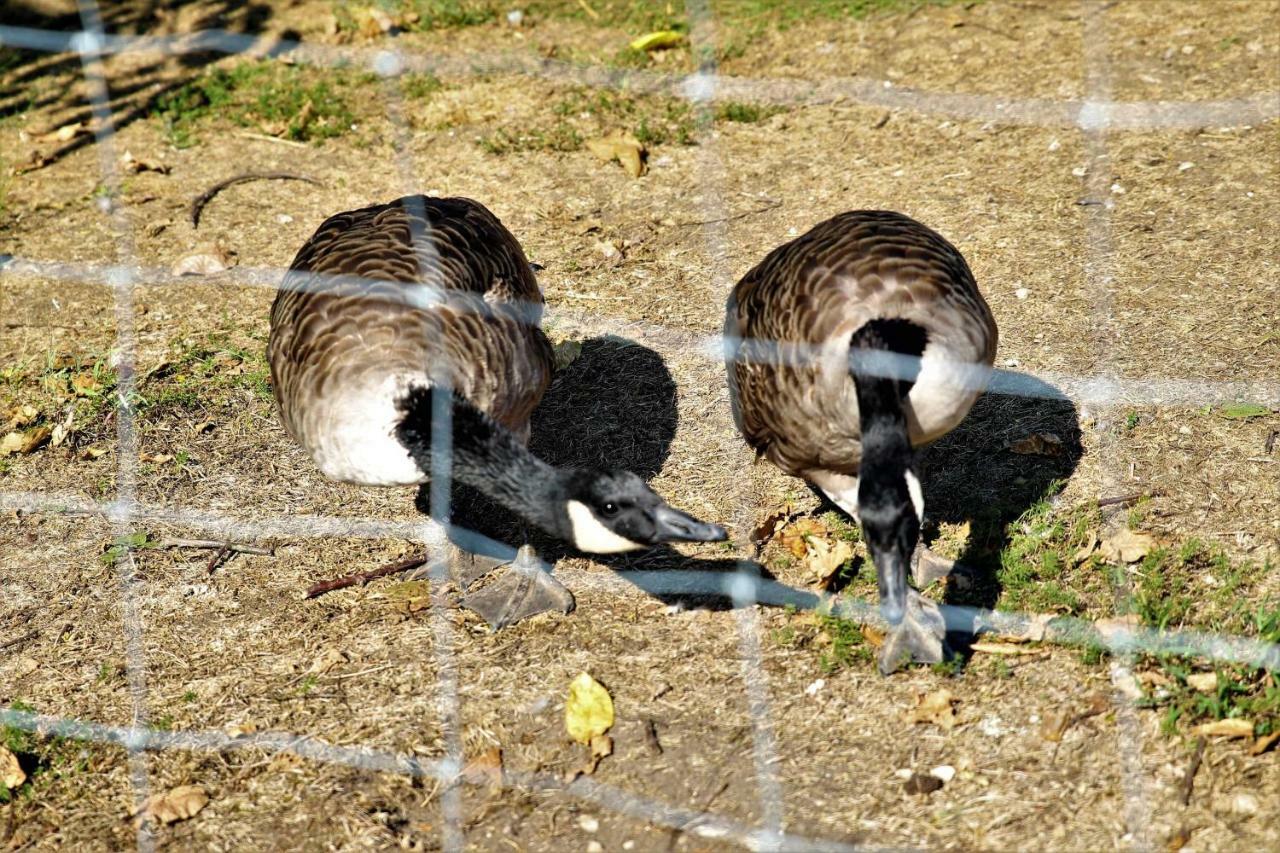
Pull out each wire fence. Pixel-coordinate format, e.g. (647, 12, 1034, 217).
(1, 1, 1279, 849)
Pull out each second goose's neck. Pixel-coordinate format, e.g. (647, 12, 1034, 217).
(395, 386, 571, 537)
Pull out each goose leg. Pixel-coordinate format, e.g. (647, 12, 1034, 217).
(458, 544, 576, 630)
(877, 588, 949, 675)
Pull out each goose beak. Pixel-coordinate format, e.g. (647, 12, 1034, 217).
(651, 505, 728, 544)
(875, 549, 908, 625)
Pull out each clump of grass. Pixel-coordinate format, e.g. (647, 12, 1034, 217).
(816, 613, 873, 673)
(152, 62, 356, 148)
(714, 101, 781, 123)
(478, 123, 583, 155)
(137, 334, 273, 417)
(402, 72, 442, 100)
(101, 531, 157, 567)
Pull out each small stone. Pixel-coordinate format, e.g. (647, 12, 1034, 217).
(930, 765, 956, 783)
(623, 842, 635, 851)
(1004, 358, 1020, 368)
(1072, 166, 1087, 177)
(587, 843, 604, 853)
(277, 213, 293, 224)
(1178, 162, 1195, 171)
(1047, 138, 1061, 152)
(506, 9, 524, 27)
(1110, 183, 1125, 194)
(805, 678, 825, 696)
(578, 815, 600, 833)
(1181, 45, 1195, 55)
(1015, 287, 1029, 299)
(893, 768, 913, 780)
(787, 227, 798, 236)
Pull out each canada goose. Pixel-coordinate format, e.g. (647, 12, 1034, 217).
(270, 195, 726, 626)
(724, 210, 998, 673)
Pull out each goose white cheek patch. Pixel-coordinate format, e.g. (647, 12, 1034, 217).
(904, 469, 925, 521)
(566, 501, 645, 554)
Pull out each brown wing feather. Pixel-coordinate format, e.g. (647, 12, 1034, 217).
(269, 196, 552, 451)
(726, 210, 998, 479)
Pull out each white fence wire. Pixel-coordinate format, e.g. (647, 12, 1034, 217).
(1, 1, 1278, 849)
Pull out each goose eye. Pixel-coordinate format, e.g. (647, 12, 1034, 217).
(600, 501, 619, 518)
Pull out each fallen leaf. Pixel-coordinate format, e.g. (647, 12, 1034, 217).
(1249, 731, 1280, 756)
(750, 504, 794, 551)
(929, 764, 956, 783)
(1166, 826, 1192, 851)
(82, 446, 109, 459)
(4, 404, 38, 431)
(806, 537, 853, 588)
(1098, 528, 1155, 563)
(565, 672, 614, 744)
(1040, 709, 1072, 742)
(194, 421, 216, 435)
(1072, 529, 1099, 564)
(460, 747, 503, 787)
(14, 149, 52, 174)
(903, 772, 943, 794)
(552, 339, 583, 371)
(141, 452, 174, 464)
(1219, 403, 1270, 420)
(629, 31, 685, 52)
(1185, 672, 1217, 693)
(1095, 613, 1142, 644)
(1193, 718, 1254, 739)
(1009, 432, 1065, 456)
(223, 722, 257, 738)
(1, 426, 51, 456)
(778, 517, 828, 559)
(71, 372, 101, 396)
(119, 151, 170, 174)
(49, 409, 74, 447)
(307, 647, 347, 674)
(133, 785, 208, 825)
(171, 245, 236, 276)
(0, 746, 25, 789)
(908, 689, 956, 731)
(39, 121, 89, 143)
(585, 132, 646, 178)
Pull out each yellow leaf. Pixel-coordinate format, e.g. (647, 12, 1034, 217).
(1, 426, 50, 456)
(4, 404, 38, 430)
(1250, 731, 1280, 756)
(1098, 529, 1155, 563)
(565, 672, 614, 744)
(1193, 718, 1254, 739)
(805, 537, 852, 587)
(779, 517, 827, 559)
(133, 785, 208, 825)
(907, 688, 956, 731)
(585, 132, 646, 178)
(0, 746, 25, 789)
(629, 30, 685, 52)
(1185, 672, 1217, 693)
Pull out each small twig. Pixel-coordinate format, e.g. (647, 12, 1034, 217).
(305, 554, 430, 599)
(0, 629, 39, 652)
(677, 200, 782, 228)
(156, 538, 274, 557)
(1096, 491, 1160, 509)
(576, 0, 600, 20)
(205, 545, 231, 575)
(1266, 429, 1278, 455)
(190, 172, 323, 228)
(235, 131, 309, 148)
(1179, 737, 1207, 806)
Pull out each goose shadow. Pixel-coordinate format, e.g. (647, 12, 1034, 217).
(919, 372, 1084, 613)
(421, 335, 763, 601)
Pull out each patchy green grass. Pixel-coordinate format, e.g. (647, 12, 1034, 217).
(1, 701, 94, 805)
(151, 61, 360, 148)
(715, 101, 783, 123)
(137, 333, 273, 419)
(479, 86, 699, 154)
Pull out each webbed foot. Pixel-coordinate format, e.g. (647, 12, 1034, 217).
(459, 545, 575, 630)
(912, 546, 956, 588)
(877, 589, 949, 675)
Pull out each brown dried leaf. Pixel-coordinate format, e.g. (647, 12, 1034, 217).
(585, 132, 646, 177)
(806, 537, 853, 588)
(779, 518, 828, 559)
(1072, 529, 1099, 564)
(71, 372, 101, 396)
(1, 426, 50, 456)
(1192, 718, 1254, 739)
(39, 121, 89, 143)
(552, 339, 583, 371)
(908, 689, 956, 731)
(119, 151, 170, 174)
(1185, 672, 1217, 693)
(82, 446, 109, 460)
(133, 785, 208, 825)
(750, 504, 794, 550)
(1098, 529, 1155, 563)
(307, 647, 347, 674)
(1009, 432, 1064, 456)
(4, 404, 38, 430)
(49, 409, 74, 447)
(141, 452, 174, 464)
(172, 245, 236, 276)
(460, 747, 503, 787)
(0, 745, 25, 789)
(14, 149, 52, 174)
(1040, 709, 1072, 742)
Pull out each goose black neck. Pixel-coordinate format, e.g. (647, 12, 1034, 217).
(850, 319, 926, 492)
(395, 385, 570, 538)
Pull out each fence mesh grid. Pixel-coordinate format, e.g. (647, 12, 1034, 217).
(1, 1, 1278, 849)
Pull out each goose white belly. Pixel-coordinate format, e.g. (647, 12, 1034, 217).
(308, 373, 427, 487)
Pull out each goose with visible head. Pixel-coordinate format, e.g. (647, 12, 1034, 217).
(270, 195, 726, 626)
(724, 210, 998, 673)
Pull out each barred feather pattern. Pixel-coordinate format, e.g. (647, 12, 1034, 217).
(268, 196, 554, 486)
(725, 210, 999, 479)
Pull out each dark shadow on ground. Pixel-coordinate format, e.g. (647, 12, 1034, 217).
(0, 0, 293, 169)
(922, 374, 1083, 612)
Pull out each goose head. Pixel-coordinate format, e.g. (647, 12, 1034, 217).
(559, 469, 728, 554)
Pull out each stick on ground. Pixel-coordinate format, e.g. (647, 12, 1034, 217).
(1179, 737, 1207, 806)
(157, 539, 275, 556)
(305, 554, 431, 599)
(190, 172, 323, 228)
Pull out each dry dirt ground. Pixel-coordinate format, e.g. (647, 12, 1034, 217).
(1, 0, 1279, 850)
